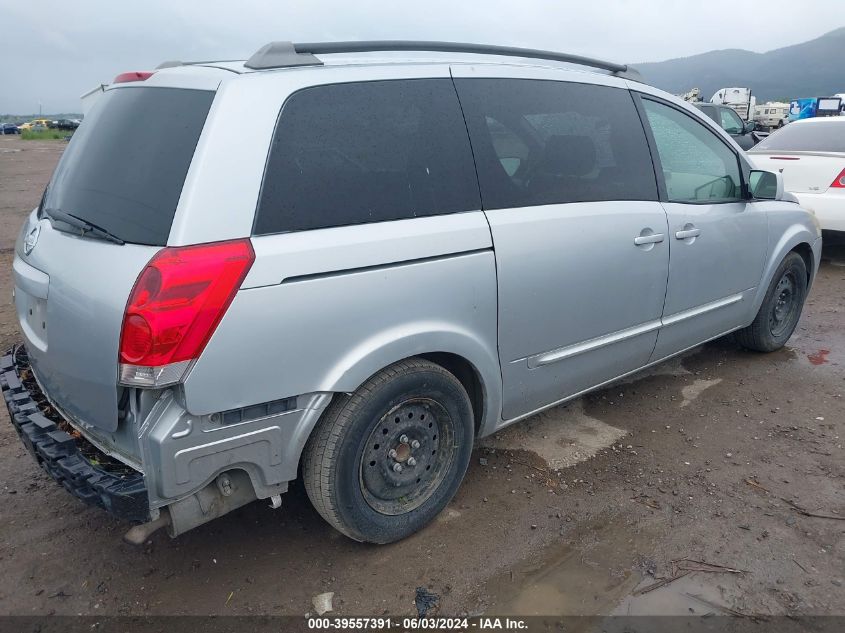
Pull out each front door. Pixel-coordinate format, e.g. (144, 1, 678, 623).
(639, 97, 768, 360)
(718, 106, 756, 150)
(452, 70, 670, 421)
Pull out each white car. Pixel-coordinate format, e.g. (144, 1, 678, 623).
(749, 117, 845, 234)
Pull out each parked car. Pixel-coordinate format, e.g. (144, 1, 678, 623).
(19, 118, 52, 131)
(2, 41, 821, 544)
(53, 119, 79, 131)
(750, 116, 845, 237)
(1, 123, 20, 134)
(694, 102, 761, 149)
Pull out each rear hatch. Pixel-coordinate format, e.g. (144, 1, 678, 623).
(12, 84, 215, 432)
(750, 120, 845, 193)
(750, 152, 845, 194)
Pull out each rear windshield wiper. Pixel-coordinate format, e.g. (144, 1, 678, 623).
(43, 208, 125, 245)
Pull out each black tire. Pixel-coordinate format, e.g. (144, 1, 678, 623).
(736, 252, 807, 352)
(302, 358, 474, 543)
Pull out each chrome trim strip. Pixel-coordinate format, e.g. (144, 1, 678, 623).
(527, 319, 662, 369)
(278, 248, 493, 286)
(524, 292, 745, 370)
(661, 293, 744, 327)
(498, 323, 744, 429)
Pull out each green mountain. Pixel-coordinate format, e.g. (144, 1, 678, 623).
(637, 27, 845, 102)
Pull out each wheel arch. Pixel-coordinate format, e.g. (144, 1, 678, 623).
(287, 327, 503, 481)
(752, 223, 819, 315)
(320, 326, 502, 437)
(417, 351, 487, 436)
(790, 241, 814, 286)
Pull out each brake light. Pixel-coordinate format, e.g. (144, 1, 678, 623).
(113, 71, 154, 84)
(831, 168, 845, 188)
(118, 240, 255, 388)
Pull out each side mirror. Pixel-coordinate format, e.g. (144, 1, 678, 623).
(744, 120, 757, 133)
(749, 169, 785, 200)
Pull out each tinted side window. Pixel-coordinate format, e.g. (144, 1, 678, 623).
(254, 79, 480, 234)
(642, 99, 743, 203)
(697, 106, 719, 124)
(453, 79, 657, 210)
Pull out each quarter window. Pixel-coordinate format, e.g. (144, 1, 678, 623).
(642, 99, 743, 203)
(254, 79, 480, 235)
(454, 79, 658, 209)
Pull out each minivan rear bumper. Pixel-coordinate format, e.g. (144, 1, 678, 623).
(1, 345, 149, 523)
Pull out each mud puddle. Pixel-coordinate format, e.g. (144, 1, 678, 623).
(476, 484, 746, 618)
(615, 573, 742, 616)
(479, 515, 662, 616)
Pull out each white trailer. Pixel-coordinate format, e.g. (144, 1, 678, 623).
(711, 87, 756, 121)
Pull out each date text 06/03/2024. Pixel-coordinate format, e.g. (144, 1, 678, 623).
(306, 616, 528, 630)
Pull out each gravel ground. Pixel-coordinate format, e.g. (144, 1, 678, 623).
(0, 135, 842, 618)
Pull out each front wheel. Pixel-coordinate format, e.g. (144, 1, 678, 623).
(302, 358, 474, 543)
(735, 252, 807, 352)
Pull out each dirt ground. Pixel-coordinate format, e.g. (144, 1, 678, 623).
(0, 134, 842, 618)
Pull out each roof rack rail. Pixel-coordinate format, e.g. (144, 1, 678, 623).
(243, 40, 644, 82)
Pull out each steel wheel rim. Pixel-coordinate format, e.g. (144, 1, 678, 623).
(359, 398, 455, 515)
(769, 271, 799, 337)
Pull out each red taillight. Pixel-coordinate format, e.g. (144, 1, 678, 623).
(113, 71, 154, 84)
(830, 168, 845, 188)
(118, 239, 255, 387)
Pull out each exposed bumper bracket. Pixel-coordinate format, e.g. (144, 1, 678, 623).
(1, 345, 150, 524)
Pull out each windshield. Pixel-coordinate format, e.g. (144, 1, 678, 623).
(43, 86, 214, 246)
(753, 120, 845, 154)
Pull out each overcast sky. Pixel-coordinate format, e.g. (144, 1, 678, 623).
(1, 0, 842, 114)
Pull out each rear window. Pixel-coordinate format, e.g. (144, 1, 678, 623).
(695, 105, 719, 124)
(754, 120, 845, 153)
(254, 79, 480, 235)
(43, 86, 214, 246)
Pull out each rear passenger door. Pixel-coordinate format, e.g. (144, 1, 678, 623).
(453, 68, 669, 421)
(637, 96, 767, 361)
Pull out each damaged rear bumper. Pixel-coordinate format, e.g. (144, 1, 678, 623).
(3, 343, 334, 537)
(1, 345, 149, 523)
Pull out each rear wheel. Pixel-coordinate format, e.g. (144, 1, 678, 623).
(302, 358, 474, 543)
(735, 252, 807, 352)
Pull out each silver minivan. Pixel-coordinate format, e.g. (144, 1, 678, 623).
(3, 42, 821, 543)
